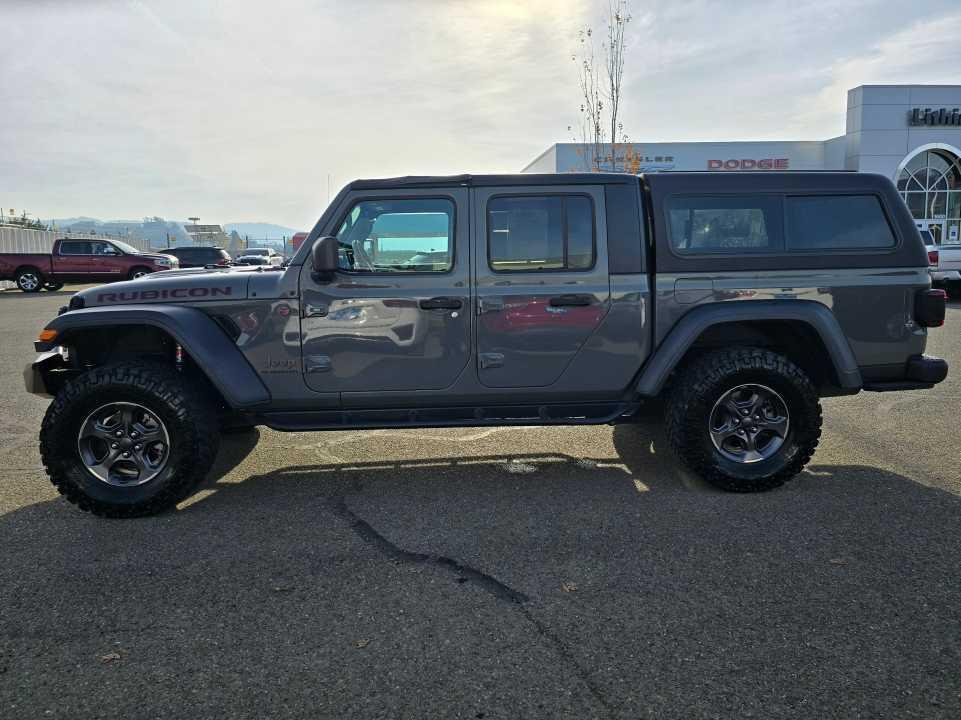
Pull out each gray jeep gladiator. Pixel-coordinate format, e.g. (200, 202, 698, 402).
(26, 172, 949, 517)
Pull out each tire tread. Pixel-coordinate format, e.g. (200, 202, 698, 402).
(664, 347, 822, 492)
(39, 362, 219, 518)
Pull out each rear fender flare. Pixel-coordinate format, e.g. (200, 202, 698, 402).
(635, 300, 862, 396)
(39, 305, 271, 409)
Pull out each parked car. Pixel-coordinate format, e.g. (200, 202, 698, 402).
(234, 255, 271, 266)
(922, 229, 961, 297)
(0, 238, 178, 292)
(235, 247, 283, 266)
(26, 171, 948, 517)
(159, 246, 232, 269)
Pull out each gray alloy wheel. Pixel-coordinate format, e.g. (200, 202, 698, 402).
(16, 270, 41, 292)
(709, 383, 790, 464)
(130, 269, 150, 280)
(77, 402, 170, 486)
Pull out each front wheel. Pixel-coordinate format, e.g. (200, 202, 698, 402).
(128, 267, 151, 280)
(665, 348, 822, 492)
(40, 363, 222, 517)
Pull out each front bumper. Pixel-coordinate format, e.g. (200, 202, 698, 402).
(23, 351, 60, 397)
(24, 350, 80, 398)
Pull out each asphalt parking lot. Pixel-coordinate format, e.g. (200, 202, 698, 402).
(1, 287, 960, 719)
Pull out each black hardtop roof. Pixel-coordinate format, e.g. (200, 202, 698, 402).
(345, 173, 638, 190)
(642, 171, 893, 194)
(345, 171, 890, 194)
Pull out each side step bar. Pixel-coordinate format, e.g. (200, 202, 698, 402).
(257, 402, 640, 432)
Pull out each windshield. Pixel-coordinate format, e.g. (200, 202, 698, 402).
(244, 248, 269, 256)
(110, 240, 142, 254)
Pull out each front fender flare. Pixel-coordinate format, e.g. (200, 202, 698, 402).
(635, 300, 862, 396)
(38, 305, 271, 409)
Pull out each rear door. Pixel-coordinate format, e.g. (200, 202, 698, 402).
(473, 185, 611, 388)
(52, 240, 92, 280)
(300, 188, 471, 393)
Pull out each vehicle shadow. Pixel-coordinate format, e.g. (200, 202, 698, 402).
(0, 289, 84, 299)
(2, 421, 960, 718)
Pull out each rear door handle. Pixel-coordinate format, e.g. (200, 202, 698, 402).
(419, 296, 462, 310)
(548, 294, 593, 307)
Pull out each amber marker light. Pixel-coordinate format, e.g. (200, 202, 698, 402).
(38, 329, 58, 343)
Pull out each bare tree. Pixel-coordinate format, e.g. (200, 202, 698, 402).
(570, 27, 605, 171)
(571, 1, 632, 172)
(604, 0, 631, 170)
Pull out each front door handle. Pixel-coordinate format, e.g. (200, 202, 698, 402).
(303, 302, 329, 317)
(419, 296, 462, 310)
(548, 294, 592, 307)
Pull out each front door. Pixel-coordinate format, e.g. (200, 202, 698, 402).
(473, 185, 611, 388)
(300, 188, 471, 393)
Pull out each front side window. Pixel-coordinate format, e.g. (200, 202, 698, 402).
(487, 195, 594, 272)
(90, 241, 116, 255)
(335, 198, 453, 273)
(785, 195, 896, 250)
(667, 196, 781, 254)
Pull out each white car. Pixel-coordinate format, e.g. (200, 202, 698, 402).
(235, 247, 284, 266)
(922, 230, 961, 295)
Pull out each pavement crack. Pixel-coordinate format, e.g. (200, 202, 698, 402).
(326, 491, 614, 717)
(326, 493, 529, 604)
(519, 607, 617, 718)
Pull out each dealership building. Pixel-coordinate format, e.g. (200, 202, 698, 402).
(523, 85, 961, 245)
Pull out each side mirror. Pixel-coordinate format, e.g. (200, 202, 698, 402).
(311, 236, 338, 280)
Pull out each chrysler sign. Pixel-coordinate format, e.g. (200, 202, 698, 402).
(707, 158, 790, 171)
(909, 108, 961, 126)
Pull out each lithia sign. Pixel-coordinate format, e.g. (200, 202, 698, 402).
(909, 108, 961, 126)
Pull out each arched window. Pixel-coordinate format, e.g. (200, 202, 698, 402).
(897, 148, 961, 223)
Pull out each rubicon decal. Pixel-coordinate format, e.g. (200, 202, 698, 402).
(96, 286, 233, 303)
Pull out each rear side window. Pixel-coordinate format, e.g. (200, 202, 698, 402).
(487, 195, 594, 272)
(667, 196, 781, 254)
(785, 195, 896, 250)
(59, 241, 91, 255)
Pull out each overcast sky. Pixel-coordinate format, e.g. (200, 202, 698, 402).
(2, 0, 959, 228)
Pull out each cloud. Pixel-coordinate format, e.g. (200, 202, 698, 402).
(1, 0, 959, 226)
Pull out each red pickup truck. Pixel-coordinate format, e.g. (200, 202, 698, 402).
(0, 238, 178, 292)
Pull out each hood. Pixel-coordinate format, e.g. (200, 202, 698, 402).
(139, 252, 179, 264)
(72, 264, 261, 307)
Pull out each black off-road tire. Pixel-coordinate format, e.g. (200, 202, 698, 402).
(40, 362, 220, 518)
(664, 348, 822, 492)
(44, 280, 65, 291)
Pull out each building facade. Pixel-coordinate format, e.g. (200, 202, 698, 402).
(523, 85, 961, 245)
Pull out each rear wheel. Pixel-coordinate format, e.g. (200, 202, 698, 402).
(665, 348, 822, 492)
(40, 362, 221, 517)
(15, 268, 43, 293)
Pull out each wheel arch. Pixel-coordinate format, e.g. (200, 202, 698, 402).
(15, 264, 46, 281)
(636, 300, 862, 397)
(36, 306, 270, 409)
